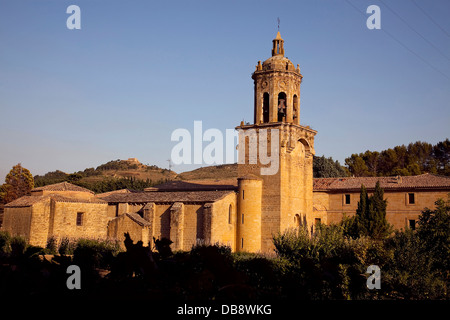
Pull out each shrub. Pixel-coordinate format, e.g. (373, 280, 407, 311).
(383, 229, 447, 299)
(0, 231, 11, 258)
(10, 235, 27, 258)
(73, 238, 120, 270)
(58, 237, 77, 255)
(45, 236, 58, 254)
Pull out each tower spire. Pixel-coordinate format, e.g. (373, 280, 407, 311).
(272, 29, 284, 56)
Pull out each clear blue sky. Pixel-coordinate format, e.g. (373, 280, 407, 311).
(1, 0, 449, 181)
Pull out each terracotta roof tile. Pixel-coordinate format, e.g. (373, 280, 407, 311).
(100, 190, 235, 204)
(314, 174, 450, 192)
(4, 195, 50, 208)
(95, 189, 134, 197)
(5, 193, 106, 207)
(49, 194, 107, 204)
(147, 179, 238, 192)
(32, 182, 94, 194)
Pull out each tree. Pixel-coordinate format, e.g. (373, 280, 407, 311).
(432, 139, 450, 175)
(0, 164, 34, 204)
(346, 182, 392, 239)
(344, 139, 448, 176)
(345, 154, 370, 176)
(313, 155, 348, 178)
(417, 198, 450, 271)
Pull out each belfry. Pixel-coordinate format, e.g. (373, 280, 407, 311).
(237, 31, 317, 252)
(2, 31, 449, 254)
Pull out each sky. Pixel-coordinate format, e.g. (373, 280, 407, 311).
(0, 0, 449, 182)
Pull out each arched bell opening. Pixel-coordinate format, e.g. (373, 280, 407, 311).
(263, 92, 270, 123)
(277, 92, 286, 122)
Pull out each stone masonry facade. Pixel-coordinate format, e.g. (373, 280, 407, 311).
(1, 33, 449, 253)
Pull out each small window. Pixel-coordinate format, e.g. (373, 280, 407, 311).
(241, 238, 244, 249)
(76, 212, 84, 226)
(409, 219, 416, 230)
(242, 190, 245, 200)
(345, 194, 351, 205)
(241, 213, 244, 224)
(408, 193, 415, 204)
(228, 205, 232, 224)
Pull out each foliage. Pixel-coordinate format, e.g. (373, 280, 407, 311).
(345, 139, 449, 176)
(58, 237, 77, 255)
(383, 229, 447, 299)
(0, 231, 11, 258)
(417, 198, 450, 271)
(272, 225, 369, 299)
(73, 238, 121, 270)
(33, 170, 69, 187)
(313, 155, 349, 178)
(343, 182, 393, 239)
(45, 236, 59, 254)
(0, 164, 34, 204)
(74, 177, 159, 193)
(33, 159, 167, 193)
(1, 200, 449, 300)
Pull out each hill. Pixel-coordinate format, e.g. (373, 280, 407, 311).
(177, 164, 238, 180)
(34, 158, 177, 193)
(33, 159, 238, 193)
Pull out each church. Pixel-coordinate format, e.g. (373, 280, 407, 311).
(2, 32, 449, 252)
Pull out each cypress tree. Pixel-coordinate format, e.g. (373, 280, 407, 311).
(370, 181, 391, 239)
(354, 182, 392, 239)
(355, 184, 369, 236)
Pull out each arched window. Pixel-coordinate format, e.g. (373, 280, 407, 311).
(263, 92, 270, 123)
(293, 94, 298, 122)
(278, 92, 286, 122)
(228, 204, 232, 224)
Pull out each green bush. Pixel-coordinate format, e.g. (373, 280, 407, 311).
(73, 238, 121, 270)
(0, 231, 11, 258)
(58, 237, 77, 255)
(383, 229, 447, 299)
(45, 236, 58, 254)
(10, 236, 27, 258)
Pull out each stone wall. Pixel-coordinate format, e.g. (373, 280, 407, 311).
(49, 201, 109, 242)
(107, 213, 151, 250)
(210, 192, 238, 251)
(2, 206, 33, 241)
(312, 189, 449, 230)
(29, 199, 52, 247)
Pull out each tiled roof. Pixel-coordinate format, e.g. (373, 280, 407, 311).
(95, 189, 134, 197)
(100, 190, 235, 204)
(4, 195, 50, 208)
(32, 182, 94, 194)
(147, 179, 238, 192)
(49, 194, 107, 204)
(5, 193, 106, 208)
(313, 174, 450, 192)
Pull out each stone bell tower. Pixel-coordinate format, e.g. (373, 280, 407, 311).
(237, 31, 317, 252)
